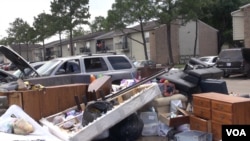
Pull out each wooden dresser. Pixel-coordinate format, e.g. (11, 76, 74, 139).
(192, 92, 250, 141)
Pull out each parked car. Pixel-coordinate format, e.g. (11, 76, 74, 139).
(1, 62, 17, 71)
(0, 63, 5, 70)
(198, 56, 218, 66)
(30, 53, 137, 84)
(216, 48, 250, 77)
(0, 45, 137, 91)
(133, 60, 156, 68)
(12, 61, 46, 79)
(0, 69, 18, 84)
(1, 63, 10, 70)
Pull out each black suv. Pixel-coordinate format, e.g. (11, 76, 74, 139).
(216, 48, 250, 77)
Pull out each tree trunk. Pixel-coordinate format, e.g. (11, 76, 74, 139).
(18, 43, 21, 56)
(70, 28, 74, 56)
(59, 31, 62, 57)
(43, 40, 46, 61)
(26, 43, 29, 61)
(139, 18, 149, 60)
(218, 31, 224, 54)
(193, 19, 198, 57)
(167, 23, 174, 65)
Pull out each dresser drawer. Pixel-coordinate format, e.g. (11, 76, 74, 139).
(212, 110, 232, 124)
(193, 105, 211, 119)
(193, 97, 210, 108)
(212, 121, 222, 141)
(212, 100, 232, 113)
(190, 115, 211, 132)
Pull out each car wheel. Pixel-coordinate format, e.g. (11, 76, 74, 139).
(245, 71, 250, 78)
(223, 73, 230, 78)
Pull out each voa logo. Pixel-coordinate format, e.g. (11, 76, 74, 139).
(226, 129, 246, 136)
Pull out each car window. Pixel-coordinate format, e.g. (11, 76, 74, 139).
(55, 59, 81, 75)
(212, 57, 218, 63)
(108, 56, 132, 70)
(84, 57, 108, 72)
(36, 60, 62, 76)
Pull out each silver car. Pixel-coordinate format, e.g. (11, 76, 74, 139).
(198, 56, 218, 66)
(0, 45, 137, 90)
(31, 54, 137, 84)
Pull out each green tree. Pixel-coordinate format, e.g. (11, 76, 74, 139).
(154, 0, 212, 64)
(106, 0, 157, 60)
(50, 0, 90, 56)
(33, 12, 54, 60)
(89, 16, 106, 32)
(6, 18, 32, 57)
(199, 0, 250, 52)
(65, 26, 89, 38)
(178, 0, 213, 57)
(50, 1, 69, 57)
(0, 37, 10, 45)
(19, 23, 34, 61)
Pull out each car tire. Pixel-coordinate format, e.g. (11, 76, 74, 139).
(245, 71, 250, 78)
(223, 73, 230, 78)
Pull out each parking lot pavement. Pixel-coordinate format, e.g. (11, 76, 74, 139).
(223, 74, 250, 95)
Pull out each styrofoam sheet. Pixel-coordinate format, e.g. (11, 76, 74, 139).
(40, 83, 161, 141)
(0, 105, 61, 141)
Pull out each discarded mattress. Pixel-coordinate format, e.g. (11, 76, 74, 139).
(40, 83, 162, 141)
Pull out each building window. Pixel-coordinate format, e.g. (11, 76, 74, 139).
(96, 40, 108, 52)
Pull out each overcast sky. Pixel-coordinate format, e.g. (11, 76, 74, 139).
(0, 0, 115, 41)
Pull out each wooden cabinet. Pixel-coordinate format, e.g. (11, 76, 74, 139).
(0, 83, 87, 121)
(192, 92, 250, 141)
(190, 115, 211, 132)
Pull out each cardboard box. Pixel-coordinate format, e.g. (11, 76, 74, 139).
(159, 106, 190, 127)
(174, 130, 212, 141)
(159, 112, 189, 127)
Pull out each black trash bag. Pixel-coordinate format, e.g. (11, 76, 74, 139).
(108, 113, 144, 141)
(82, 100, 113, 126)
(167, 128, 182, 140)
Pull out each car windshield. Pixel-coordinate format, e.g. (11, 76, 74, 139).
(13, 68, 36, 78)
(13, 61, 46, 78)
(219, 49, 243, 60)
(35, 60, 62, 76)
(13, 70, 21, 77)
(13, 69, 27, 78)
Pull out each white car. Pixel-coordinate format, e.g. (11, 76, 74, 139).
(133, 60, 156, 68)
(198, 56, 218, 66)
